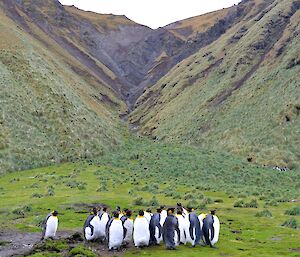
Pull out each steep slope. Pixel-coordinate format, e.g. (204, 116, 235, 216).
(166, 8, 231, 40)
(3, 0, 267, 111)
(130, 0, 300, 168)
(0, 4, 126, 173)
(138, 0, 277, 107)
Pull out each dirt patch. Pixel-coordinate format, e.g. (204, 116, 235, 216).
(0, 230, 129, 257)
(62, 202, 110, 212)
(289, 248, 300, 252)
(0, 230, 71, 257)
(270, 237, 282, 241)
(82, 242, 127, 257)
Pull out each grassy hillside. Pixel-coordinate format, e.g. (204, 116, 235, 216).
(166, 0, 275, 40)
(0, 7, 126, 173)
(130, 0, 300, 168)
(65, 6, 137, 31)
(0, 138, 299, 256)
(166, 9, 231, 40)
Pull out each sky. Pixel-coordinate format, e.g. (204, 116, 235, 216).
(58, 0, 242, 29)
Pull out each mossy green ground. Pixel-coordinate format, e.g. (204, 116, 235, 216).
(0, 138, 299, 256)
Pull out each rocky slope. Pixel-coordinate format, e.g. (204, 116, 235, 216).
(2, 0, 264, 110)
(1, 0, 299, 172)
(130, 0, 300, 168)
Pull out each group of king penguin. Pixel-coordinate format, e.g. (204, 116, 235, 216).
(41, 203, 220, 251)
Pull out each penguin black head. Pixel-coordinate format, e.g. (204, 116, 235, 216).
(146, 208, 152, 213)
(211, 210, 216, 215)
(177, 209, 182, 215)
(123, 208, 128, 213)
(126, 209, 132, 217)
(103, 207, 107, 212)
(138, 210, 144, 216)
(92, 207, 97, 215)
(116, 206, 121, 212)
(177, 203, 182, 207)
(160, 205, 165, 210)
(52, 210, 58, 216)
(157, 208, 162, 213)
(187, 207, 193, 213)
(112, 211, 119, 218)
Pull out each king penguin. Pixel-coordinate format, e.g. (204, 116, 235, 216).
(202, 210, 220, 247)
(149, 208, 163, 245)
(185, 207, 203, 247)
(133, 210, 150, 247)
(42, 210, 58, 240)
(106, 211, 125, 250)
(98, 207, 110, 241)
(162, 208, 180, 250)
(83, 207, 101, 241)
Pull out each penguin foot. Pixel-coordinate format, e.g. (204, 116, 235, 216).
(200, 242, 206, 247)
(210, 245, 218, 249)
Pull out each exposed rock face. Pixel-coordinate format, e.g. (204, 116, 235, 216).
(1, 0, 273, 111)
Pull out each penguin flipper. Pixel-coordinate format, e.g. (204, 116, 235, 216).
(105, 218, 113, 244)
(211, 226, 215, 241)
(203, 227, 212, 247)
(123, 226, 127, 239)
(41, 214, 51, 239)
(189, 225, 195, 241)
(175, 217, 180, 243)
(158, 223, 162, 238)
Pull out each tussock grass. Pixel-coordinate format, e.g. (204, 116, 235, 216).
(0, 138, 299, 256)
(130, 0, 300, 168)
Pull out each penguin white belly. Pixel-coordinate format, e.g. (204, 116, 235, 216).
(198, 213, 205, 228)
(44, 216, 58, 239)
(211, 216, 220, 245)
(155, 227, 163, 244)
(160, 210, 167, 226)
(123, 219, 133, 243)
(174, 231, 180, 246)
(84, 227, 93, 241)
(177, 216, 188, 244)
(90, 216, 101, 239)
(144, 212, 152, 223)
(133, 218, 150, 247)
(198, 214, 205, 241)
(185, 230, 195, 245)
(185, 219, 195, 245)
(99, 213, 109, 238)
(109, 220, 123, 250)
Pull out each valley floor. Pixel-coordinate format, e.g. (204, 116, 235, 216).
(0, 138, 299, 256)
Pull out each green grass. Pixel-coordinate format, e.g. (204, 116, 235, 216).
(0, 8, 126, 174)
(130, 0, 300, 168)
(0, 138, 299, 256)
